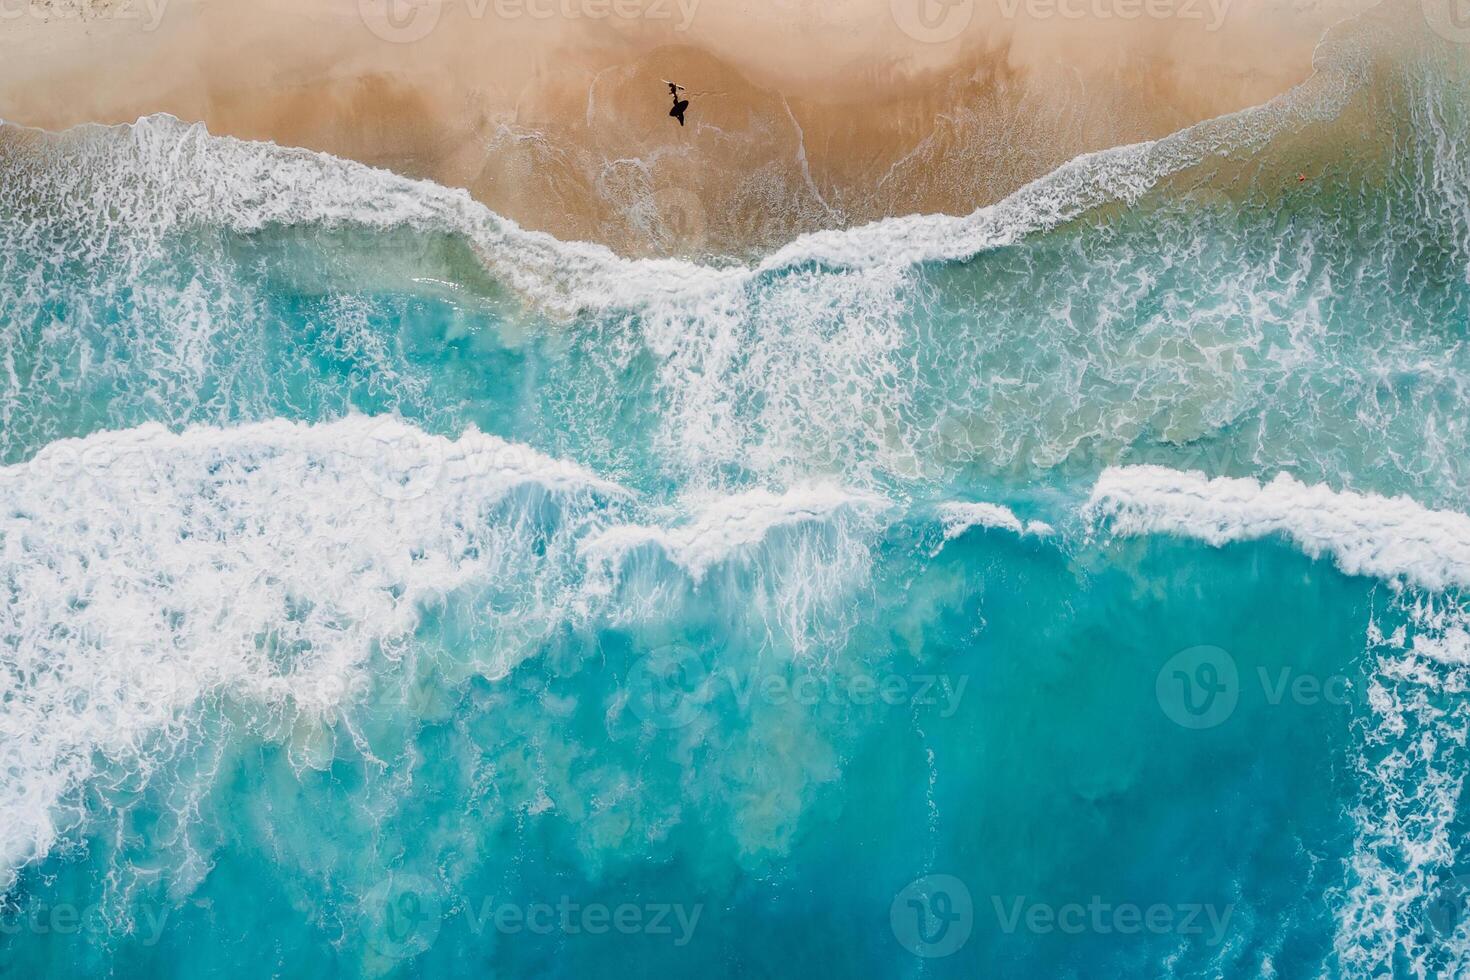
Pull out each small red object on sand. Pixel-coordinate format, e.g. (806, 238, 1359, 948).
(1297, 173, 1307, 182)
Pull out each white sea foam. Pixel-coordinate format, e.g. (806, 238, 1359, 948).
(0, 416, 624, 892)
(581, 483, 890, 581)
(0, 416, 912, 887)
(936, 501, 1053, 541)
(580, 484, 890, 655)
(1085, 466, 1470, 591)
(1332, 598, 1470, 977)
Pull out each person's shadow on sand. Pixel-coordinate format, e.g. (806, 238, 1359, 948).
(668, 81, 690, 126)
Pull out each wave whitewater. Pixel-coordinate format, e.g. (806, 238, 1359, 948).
(1086, 466, 1470, 591)
(0, 417, 903, 890)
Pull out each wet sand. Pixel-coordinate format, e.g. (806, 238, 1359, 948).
(0, 0, 1372, 255)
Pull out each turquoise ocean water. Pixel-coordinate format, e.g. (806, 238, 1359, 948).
(3, 10, 1470, 977)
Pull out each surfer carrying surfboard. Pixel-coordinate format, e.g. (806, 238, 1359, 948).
(667, 81, 690, 127)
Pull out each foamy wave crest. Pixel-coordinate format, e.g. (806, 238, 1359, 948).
(582, 483, 890, 580)
(581, 484, 890, 655)
(753, 44, 1363, 275)
(0, 113, 739, 317)
(0, 417, 624, 892)
(937, 501, 1053, 541)
(1085, 466, 1470, 591)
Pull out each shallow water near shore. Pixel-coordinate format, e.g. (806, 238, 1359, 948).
(2, 8, 1470, 977)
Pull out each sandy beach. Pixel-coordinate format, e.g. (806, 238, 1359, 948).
(0, 0, 1371, 254)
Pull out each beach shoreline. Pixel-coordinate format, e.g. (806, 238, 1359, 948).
(0, 0, 1373, 255)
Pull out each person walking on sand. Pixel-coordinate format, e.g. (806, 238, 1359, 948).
(667, 81, 690, 127)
